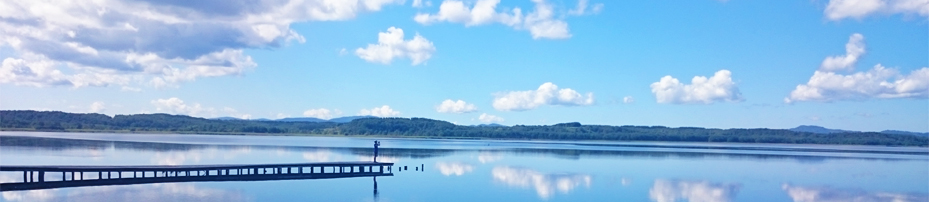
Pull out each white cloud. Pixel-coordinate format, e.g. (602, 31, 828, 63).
(303, 108, 342, 119)
(89, 101, 105, 113)
(622, 96, 634, 104)
(820, 33, 865, 72)
(414, 0, 578, 39)
(825, 0, 928, 20)
(435, 162, 474, 176)
(150, 97, 250, 118)
(478, 113, 505, 123)
(782, 184, 928, 202)
(0, 0, 403, 88)
(355, 27, 436, 65)
(414, 0, 522, 27)
(120, 86, 142, 92)
(152, 97, 207, 116)
(492, 166, 591, 199)
(358, 105, 401, 117)
(493, 82, 594, 111)
(786, 33, 929, 103)
(649, 179, 741, 202)
(786, 65, 929, 103)
(412, 0, 433, 8)
(650, 70, 743, 104)
(436, 99, 478, 113)
(568, 0, 604, 16)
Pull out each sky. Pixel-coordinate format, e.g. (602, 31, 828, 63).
(0, 0, 928, 132)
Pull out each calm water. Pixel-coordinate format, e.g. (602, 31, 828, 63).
(0, 131, 927, 202)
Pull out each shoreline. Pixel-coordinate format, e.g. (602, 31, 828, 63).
(3, 129, 928, 149)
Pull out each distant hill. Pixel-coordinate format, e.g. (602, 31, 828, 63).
(789, 125, 928, 137)
(881, 130, 930, 137)
(276, 117, 327, 122)
(329, 116, 375, 123)
(1, 110, 927, 146)
(211, 117, 242, 121)
(475, 123, 507, 127)
(789, 125, 852, 134)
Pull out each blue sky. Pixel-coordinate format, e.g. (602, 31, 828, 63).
(1, 0, 928, 132)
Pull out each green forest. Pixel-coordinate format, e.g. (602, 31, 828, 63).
(1, 110, 926, 146)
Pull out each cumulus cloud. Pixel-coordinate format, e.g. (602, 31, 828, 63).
(786, 65, 929, 103)
(436, 99, 478, 113)
(355, 27, 436, 65)
(358, 105, 401, 117)
(493, 82, 594, 111)
(568, 0, 604, 16)
(782, 184, 928, 202)
(649, 179, 741, 202)
(825, 0, 928, 20)
(303, 108, 342, 119)
(820, 33, 864, 72)
(89, 101, 105, 113)
(0, 0, 403, 88)
(414, 0, 580, 39)
(150, 97, 250, 118)
(622, 96, 635, 104)
(435, 162, 474, 176)
(650, 70, 743, 104)
(492, 166, 591, 199)
(478, 113, 505, 123)
(786, 33, 929, 103)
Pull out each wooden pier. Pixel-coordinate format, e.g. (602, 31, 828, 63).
(0, 161, 393, 191)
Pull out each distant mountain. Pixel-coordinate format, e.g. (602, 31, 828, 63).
(475, 123, 507, 127)
(881, 130, 930, 137)
(277, 117, 327, 122)
(329, 116, 376, 123)
(211, 117, 242, 121)
(790, 125, 928, 136)
(789, 125, 852, 134)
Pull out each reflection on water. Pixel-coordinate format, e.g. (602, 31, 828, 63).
(477, 152, 503, 163)
(1, 133, 927, 201)
(435, 162, 474, 176)
(491, 166, 592, 199)
(301, 150, 338, 162)
(1, 183, 249, 202)
(649, 179, 741, 202)
(781, 184, 929, 202)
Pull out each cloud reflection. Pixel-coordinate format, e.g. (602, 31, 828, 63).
(302, 150, 339, 162)
(150, 147, 250, 166)
(649, 179, 741, 202)
(491, 166, 591, 199)
(477, 152, 503, 163)
(435, 162, 474, 176)
(782, 184, 928, 202)
(1, 183, 248, 202)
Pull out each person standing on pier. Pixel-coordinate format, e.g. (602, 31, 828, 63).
(373, 140, 381, 162)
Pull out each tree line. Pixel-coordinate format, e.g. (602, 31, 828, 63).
(1, 110, 926, 146)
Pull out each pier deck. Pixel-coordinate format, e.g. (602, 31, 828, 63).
(0, 161, 394, 191)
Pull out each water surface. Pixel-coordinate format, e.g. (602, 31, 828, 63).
(1, 132, 927, 202)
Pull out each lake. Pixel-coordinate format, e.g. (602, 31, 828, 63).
(0, 131, 927, 202)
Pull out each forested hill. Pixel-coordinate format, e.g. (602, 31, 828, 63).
(1, 110, 926, 146)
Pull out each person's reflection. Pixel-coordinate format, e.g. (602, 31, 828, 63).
(373, 176, 379, 201)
